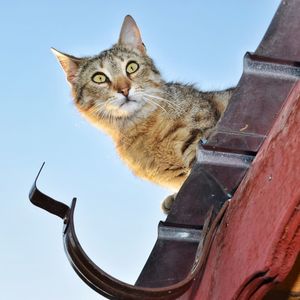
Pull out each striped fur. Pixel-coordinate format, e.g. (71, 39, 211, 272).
(53, 16, 233, 191)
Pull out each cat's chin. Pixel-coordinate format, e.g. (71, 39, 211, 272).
(111, 99, 143, 118)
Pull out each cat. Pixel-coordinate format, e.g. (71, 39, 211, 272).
(52, 15, 233, 213)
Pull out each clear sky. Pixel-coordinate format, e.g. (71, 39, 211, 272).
(1, 1, 280, 299)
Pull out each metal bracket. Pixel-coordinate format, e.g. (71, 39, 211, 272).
(29, 163, 229, 300)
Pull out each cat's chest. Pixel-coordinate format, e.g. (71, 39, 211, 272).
(115, 120, 191, 176)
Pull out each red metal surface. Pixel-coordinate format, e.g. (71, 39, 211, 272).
(190, 81, 300, 299)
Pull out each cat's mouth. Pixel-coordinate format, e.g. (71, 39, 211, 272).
(112, 96, 142, 117)
(101, 93, 145, 118)
(120, 97, 137, 107)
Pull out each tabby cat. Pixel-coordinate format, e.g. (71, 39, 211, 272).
(52, 15, 233, 212)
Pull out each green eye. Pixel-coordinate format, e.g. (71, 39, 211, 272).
(92, 72, 108, 84)
(126, 61, 139, 74)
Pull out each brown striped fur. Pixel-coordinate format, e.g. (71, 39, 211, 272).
(52, 15, 234, 191)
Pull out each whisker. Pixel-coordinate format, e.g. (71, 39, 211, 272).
(147, 95, 181, 109)
(91, 101, 115, 123)
(142, 96, 167, 113)
(139, 91, 182, 110)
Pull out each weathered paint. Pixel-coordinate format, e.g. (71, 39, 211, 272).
(192, 81, 300, 299)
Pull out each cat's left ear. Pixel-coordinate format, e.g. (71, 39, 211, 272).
(118, 15, 146, 54)
(51, 48, 82, 84)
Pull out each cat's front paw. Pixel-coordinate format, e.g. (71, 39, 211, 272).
(161, 193, 177, 214)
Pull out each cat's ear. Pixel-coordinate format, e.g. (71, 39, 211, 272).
(51, 48, 82, 84)
(118, 15, 146, 53)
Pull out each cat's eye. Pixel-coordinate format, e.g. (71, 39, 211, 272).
(126, 61, 139, 74)
(92, 72, 108, 84)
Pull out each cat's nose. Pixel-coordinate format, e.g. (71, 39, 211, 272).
(119, 87, 130, 97)
(113, 77, 131, 97)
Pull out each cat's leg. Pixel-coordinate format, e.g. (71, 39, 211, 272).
(161, 193, 177, 214)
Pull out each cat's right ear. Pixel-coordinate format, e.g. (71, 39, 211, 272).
(51, 48, 82, 84)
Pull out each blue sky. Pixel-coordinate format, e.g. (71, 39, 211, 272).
(0, 1, 280, 299)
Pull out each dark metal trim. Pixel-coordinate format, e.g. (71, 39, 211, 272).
(29, 163, 229, 300)
(29, 163, 69, 219)
(244, 52, 300, 79)
(197, 146, 254, 169)
(158, 222, 202, 243)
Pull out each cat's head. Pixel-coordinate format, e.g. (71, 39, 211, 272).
(52, 15, 163, 123)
